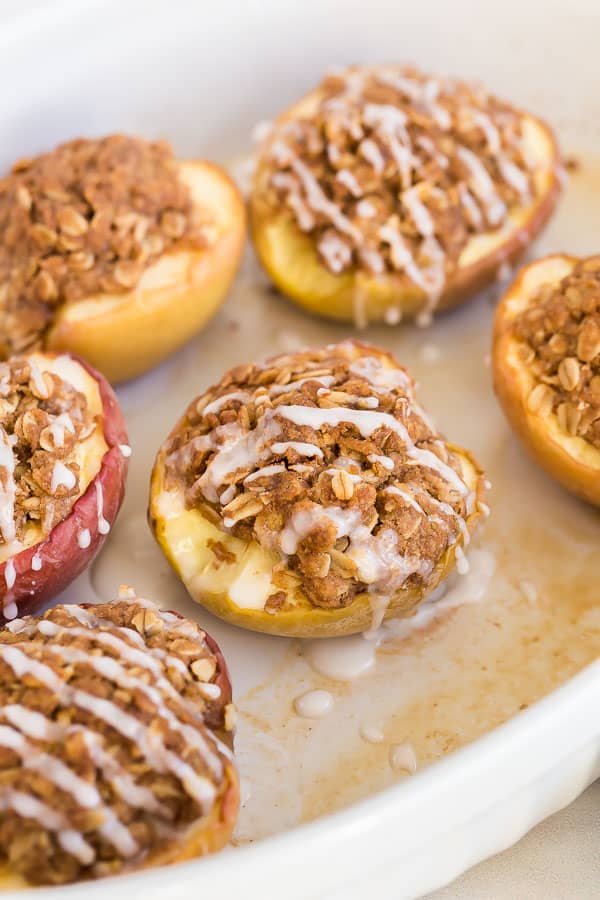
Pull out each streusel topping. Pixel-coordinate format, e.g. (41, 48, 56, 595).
(0, 136, 204, 355)
(0, 595, 234, 884)
(515, 256, 600, 448)
(165, 341, 475, 610)
(0, 356, 96, 546)
(260, 65, 538, 304)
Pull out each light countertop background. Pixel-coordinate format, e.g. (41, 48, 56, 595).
(428, 780, 599, 898)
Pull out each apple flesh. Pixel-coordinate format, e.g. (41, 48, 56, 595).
(251, 103, 561, 323)
(493, 254, 600, 507)
(45, 162, 247, 383)
(0, 352, 129, 620)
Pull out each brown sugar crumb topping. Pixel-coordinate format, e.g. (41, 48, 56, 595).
(0, 356, 96, 546)
(0, 596, 233, 885)
(165, 341, 475, 610)
(0, 135, 204, 356)
(515, 257, 600, 448)
(260, 65, 539, 296)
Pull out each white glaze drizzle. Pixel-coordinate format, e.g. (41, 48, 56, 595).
(195, 419, 281, 503)
(290, 157, 362, 243)
(303, 635, 377, 681)
(48, 413, 75, 450)
(470, 109, 501, 154)
(349, 356, 413, 393)
(458, 183, 484, 229)
(243, 464, 286, 484)
(383, 306, 402, 325)
(3, 704, 62, 740)
(359, 723, 385, 744)
(77, 728, 168, 817)
(271, 441, 324, 459)
(368, 453, 394, 471)
(336, 168, 363, 197)
(455, 544, 470, 575)
(202, 391, 249, 416)
(456, 145, 506, 225)
(0, 724, 137, 858)
(269, 375, 335, 396)
(51, 460, 76, 493)
(95, 481, 110, 535)
(0, 791, 94, 865)
(0, 426, 16, 544)
(498, 155, 531, 198)
(0, 643, 217, 812)
(77, 528, 91, 549)
(3, 601, 17, 621)
(389, 741, 418, 774)
(39, 635, 221, 792)
(293, 689, 334, 719)
(356, 199, 376, 218)
(362, 103, 417, 188)
(402, 186, 434, 237)
(34, 617, 224, 778)
(385, 484, 427, 515)
(359, 138, 385, 173)
(276, 405, 469, 498)
(318, 231, 352, 273)
(219, 485, 236, 505)
(4, 558, 16, 590)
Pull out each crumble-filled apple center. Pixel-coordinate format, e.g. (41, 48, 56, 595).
(260, 65, 538, 290)
(0, 136, 208, 355)
(164, 342, 476, 611)
(0, 354, 106, 557)
(514, 256, 600, 447)
(0, 596, 233, 885)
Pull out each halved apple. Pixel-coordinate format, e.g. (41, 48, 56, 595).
(0, 597, 238, 884)
(0, 352, 129, 619)
(251, 87, 561, 324)
(149, 445, 485, 639)
(493, 254, 600, 506)
(45, 162, 246, 383)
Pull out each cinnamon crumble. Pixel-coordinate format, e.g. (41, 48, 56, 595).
(0, 136, 204, 355)
(258, 65, 540, 300)
(165, 341, 477, 610)
(0, 356, 97, 546)
(0, 595, 234, 884)
(514, 257, 600, 447)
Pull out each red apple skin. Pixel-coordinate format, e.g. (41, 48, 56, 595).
(0, 354, 129, 621)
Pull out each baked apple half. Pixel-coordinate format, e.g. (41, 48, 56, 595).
(0, 592, 238, 885)
(250, 64, 561, 326)
(0, 350, 128, 620)
(493, 253, 600, 506)
(149, 340, 487, 638)
(0, 135, 246, 383)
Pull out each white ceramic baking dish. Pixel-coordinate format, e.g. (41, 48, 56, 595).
(0, 0, 598, 897)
